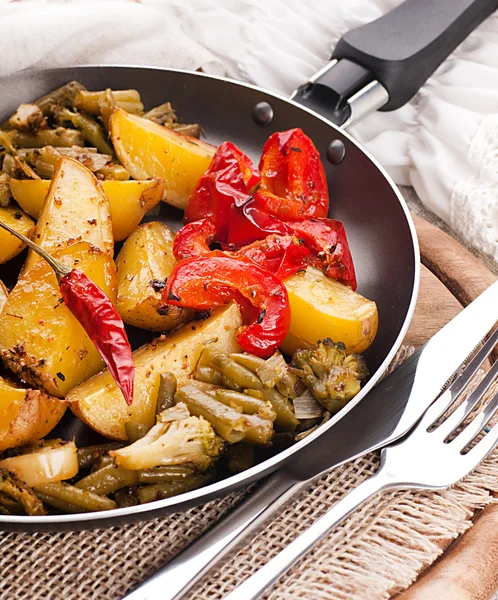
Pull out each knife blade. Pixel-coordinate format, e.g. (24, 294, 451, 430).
(124, 280, 498, 600)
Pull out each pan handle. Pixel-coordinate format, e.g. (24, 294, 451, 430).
(292, 0, 498, 127)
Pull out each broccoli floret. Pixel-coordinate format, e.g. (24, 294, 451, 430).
(291, 339, 368, 413)
(110, 403, 224, 471)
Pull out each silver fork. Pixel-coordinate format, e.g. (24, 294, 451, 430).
(224, 327, 498, 600)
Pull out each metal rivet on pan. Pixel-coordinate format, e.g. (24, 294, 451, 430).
(326, 139, 346, 164)
(252, 102, 274, 126)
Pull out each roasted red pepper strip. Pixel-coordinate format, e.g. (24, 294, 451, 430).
(173, 218, 216, 260)
(234, 234, 310, 280)
(255, 128, 329, 220)
(60, 269, 135, 405)
(185, 141, 260, 242)
(286, 219, 357, 290)
(162, 255, 290, 357)
(226, 199, 288, 248)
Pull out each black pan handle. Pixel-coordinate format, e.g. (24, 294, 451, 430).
(293, 0, 498, 126)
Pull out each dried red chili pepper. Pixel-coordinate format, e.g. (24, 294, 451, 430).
(0, 220, 135, 405)
(59, 269, 134, 405)
(173, 217, 216, 260)
(162, 255, 290, 357)
(184, 141, 260, 242)
(254, 128, 329, 220)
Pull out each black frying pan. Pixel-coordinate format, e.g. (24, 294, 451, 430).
(0, 0, 494, 531)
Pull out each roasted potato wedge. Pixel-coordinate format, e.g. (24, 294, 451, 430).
(68, 303, 242, 440)
(0, 376, 66, 452)
(0, 280, 8, 313)
(281, 267, 378, 355)
(110, 108, 215, 209)
(9, 178, 163, 242)
(0, 241, 118, 397)
(23, 156, 113, 273)
(0, 205, 35, 265)
(0, 442, 77, 485)
(116, 221, 192, 331)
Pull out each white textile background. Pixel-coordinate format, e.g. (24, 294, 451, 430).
(0, 0, 497, 262)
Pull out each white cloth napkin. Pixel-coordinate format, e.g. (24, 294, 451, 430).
(1, 0, 497, 262)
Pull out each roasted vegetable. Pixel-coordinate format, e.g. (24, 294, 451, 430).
(110, 403, 224, 471)
(116, 221, 191, 331)
(10, 177, 163, 242)
(137, 471, 213, 503)
(67, 304, 242, 440)
(0, 442, 78, 486)
(0, 468, 44, 516)
(0, 279, 8, 312)
(282, 267, 378, 356)
(0, 241, 117, 397)
(9, 104, 44, 132)
(291, 339, 368, 413)
(35, 482, 116, 512)
(33, 80, 85, 116)
(56, 108, 113, 155)
(156, 373, 177, 414)
(74, 89, 143, 115)
(0, 376, 66, 452)
(22, 156, 114, 274)
(13, 128, 84, 149)
(110, 108, 215, 209)
(0, 204, 35, 265)
(75, 463, 138, 495)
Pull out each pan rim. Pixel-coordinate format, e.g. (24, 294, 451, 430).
(0, 65, 420, 526)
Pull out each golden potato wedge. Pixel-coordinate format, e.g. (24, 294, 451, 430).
(0, 442, 77, 485)
(110, 108, 215, 210)
(23, 156, 113, 273)
(68, 303, 242, 440)
(116, 221, 192, 331)
(0, 376, 66, 452)
(0, 205, 35, 265)
(10, 178, 164, 242)
(0, 280, 8, 313)
(281, 267, 378, 356)
(0, 241, 118, 398)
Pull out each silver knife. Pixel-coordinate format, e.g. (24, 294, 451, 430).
(124, 280, 498, 600)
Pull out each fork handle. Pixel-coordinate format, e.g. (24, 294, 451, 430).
(224, 469, 396, 600)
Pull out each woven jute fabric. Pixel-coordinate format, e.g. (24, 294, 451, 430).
(2, 350, 498, 600)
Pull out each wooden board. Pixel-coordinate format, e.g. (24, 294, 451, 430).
(399, 214, 497, 600)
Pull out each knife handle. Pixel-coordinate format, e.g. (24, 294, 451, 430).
(123, 470, 310, 600)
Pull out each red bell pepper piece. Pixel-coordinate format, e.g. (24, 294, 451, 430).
(286, 219, 357, 290)
(184, 141, 260, 242)
(162, 255, 290, 357)
(254, 128, 329, 220)
(60, 269, 135, 405)
(226, 199, 288, 248)
(234, 234, 310, 280)
(173, 218, 216, 260)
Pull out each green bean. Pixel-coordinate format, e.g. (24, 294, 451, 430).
(157, 373, 177, 414)
(75, 89, 142, 115)
(170, 124, 202, 138)
(75, 464, 139, 495)
(91, 455, 113, 472)
(137, 465, 196, 484)
(194, 365, 224, 386)
(214, 389, 275, 420)
(36, 492, 87, 514)
(137, 472, 213, 504)
(262, 388, 299, 432)
(77, 442, 124, 470)
(229, 353, 265, 373)
(114, 488, 139, 508)
(34, 81, 86, 115)
(175, 385, 249, 443)
(125, 422, 151, 443)
(244, 414, 274, 445)
(14, 128, 84, 148)
(201, 347, 263, 391)
(58, 109, 113, 155)
(97, 164, 130, 181)
(98, 89, 117, 131)
(34, 483, 116, 511)
(226, 443, 255, 473)
(256, 351, 297, 399)
(9, 103, 44, 132)
(0, 492, 23, 515)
